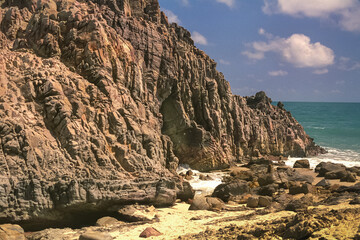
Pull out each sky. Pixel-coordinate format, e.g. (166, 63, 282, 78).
(158, 0, 360, 102)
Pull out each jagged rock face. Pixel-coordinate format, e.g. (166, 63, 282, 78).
(0, 0, 322, 223)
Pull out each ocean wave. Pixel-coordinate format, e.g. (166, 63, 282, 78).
(177, 164, 226, 195)
(311, 126, 326, 130)
(287, 147, 360, 169)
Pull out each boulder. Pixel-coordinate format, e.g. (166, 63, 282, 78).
(117, 205, 156, 222)
(0, 224, 25, 240)
(289, 183, 313, 195)
(139, 227, 162, 238)
(347, 166, 360, 176)
(176, 181, 195, 202)
(189, 197, 224, 211)
(258, 184, 279, 196)
(324, 170, 348, 179)
(285, 196, 313, 212)
(293, 159, 310, 169)
(340, 172, 357, 182)
(258, 196, 272, 207)
(315, 162, 346, 177)
(230, 168, 254, 181)
(79, 232, 113, 240)
(246, 196, 259, 208)
(212, 180, 250, 202)
(96, 217, 119, 226)
(258, 173, 277, 186)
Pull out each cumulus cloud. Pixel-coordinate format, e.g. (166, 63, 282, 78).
(243, 30, 335, 68)
(216, 0, 236, 8)
(192, 31, 208, 45)
(219, 59, 230, 65)
(313, 69, 329, 74)
(268, 70, 288, 76)
(163, 9, 181, 24)
(262, 0, 360, 32)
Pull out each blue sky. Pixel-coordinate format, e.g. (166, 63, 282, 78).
(158, 0, 360, 102)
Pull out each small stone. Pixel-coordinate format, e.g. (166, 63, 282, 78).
(139, 227, 162, 238)
(96, 216, 119, 226)
(247, 196, 259, 208)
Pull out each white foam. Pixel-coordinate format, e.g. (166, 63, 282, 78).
(177, 164, 226, 196)
(286, 147, 360, 169)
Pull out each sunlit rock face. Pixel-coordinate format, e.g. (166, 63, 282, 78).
(0, 0, 323, 223)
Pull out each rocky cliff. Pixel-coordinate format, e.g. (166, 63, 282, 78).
(0, 0, 323, 226)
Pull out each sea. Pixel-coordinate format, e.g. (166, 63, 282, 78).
(278, 102, 360, 169)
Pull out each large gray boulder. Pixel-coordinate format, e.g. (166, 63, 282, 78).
(212, 180, 250, 202)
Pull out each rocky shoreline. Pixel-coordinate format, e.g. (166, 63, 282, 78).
(2, 157, 360, 239)
(0, 0, 350, 239)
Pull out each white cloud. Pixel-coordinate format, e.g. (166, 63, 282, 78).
(339, 57, 360, 71)
(180, 0, 189, 6)
(219, 59, 230, 65)
(192, 31, 208, 45)
(243, 31, 335, 68)
(262, 0, 360, 32)
(313, 69, 329, 74)
(216, 0, 236, 8)
(163, 9, 181, 24)
(242, 51, 265, 60)
(268, 70, 288, 76)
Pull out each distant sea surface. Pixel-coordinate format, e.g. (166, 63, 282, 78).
(276, 102, 360, 168)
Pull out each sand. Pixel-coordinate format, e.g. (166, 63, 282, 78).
(107, 203, 294, 240)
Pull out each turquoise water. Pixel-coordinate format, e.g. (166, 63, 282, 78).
(275, 102, 360, 167)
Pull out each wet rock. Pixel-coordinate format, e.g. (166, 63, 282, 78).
(185, 170, 193, 181)
(139, 227, 162, 238)
(212, 180, 250, 202)
(315, 162, 346, 177)
(246, 196, 259, 208)
(0, 224, 25, 240)
(79, 232, 113, 240)
(199, 174, 213, 181)
(189, 197, 224, 211)
(293, 159, 310, 169)
(96, 217, 119, 226)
